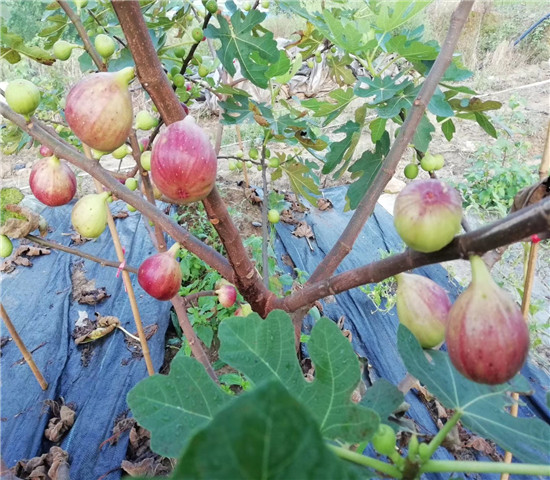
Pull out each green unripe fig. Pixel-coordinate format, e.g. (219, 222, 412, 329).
(74, 0, 88, 10)
(315, 53, 322, 63)
(246, 161, 253, 168)
(267, 209, 280, 224)
(5, 79, 41, 118)
(256, 164, 262, 171)
(91, 148, 107, 160)
(191, 53, 202, 66)
(307, 60, 314, 69)
(249, 147, 259, 160)
(205, 0, 218, 14)
(408, 434, 419, 459)
(198, 65, 209, 78)
(235, 303, 252, 316)
(420, 153, 438, 172)
(112, 144, 130, 159)
(243, 2, 252, 11)
(228, 159, 238, 171)
(185, 13, 194, 22)
(235, 150, 244, 159)
(372, 424, 396, 457)
(125, 177, 138, 191)
(135, 110, 159, 130)
(432, 154, 444, 171)
(265, 148, 271, 158)
(404, 163, 419, 179)
(173, 73, 185, 88)
(418, 443, 431, 462)
(174, 46, 186, 58)
(268, 157, 280, 168)
(0, 235, 13, 258)
(170, 66, 181, 78)
(95, 34, 116, 59)
(127, 204, 137, 212)
(53, 40, 75, 61)
(140, 151, 152, 171)
(71, 192, 110, 238)
(261, 0, 270, 7)
(191, 27, 204, 43)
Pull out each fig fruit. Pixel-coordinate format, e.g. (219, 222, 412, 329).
(198, 65, 209, 78)
(95, 34, 116, 58)
(372, 424, 396, 457)
(191, 27, 204, 43)
(125, 177, 138, 191)
(29, 155, 77, 207)
(445, 256, 530, 385)
(393, 179, 462, 253)
(235, 303, 252, 317)
(249, 147, 259, 160)
(395, 273, 451, 348)
(420, 153, 437, 172)
(151, 116, 217, 204)
(5, 79, 41, 118)
(135, 110, 159, 130)
(268, 157, 280, 168)
(112, 143, 131, 159)
(173, 74, 185, 88)
(39, 145, 54, 157)
(71, 191, 110, 238)
(216, 284, 237, 308)
(0, 235, 13, 258)
(138, 243, 182, 301)
(140, 151, 151, 171)
(267, 209, 280, 224)
(404, 163, 418, 179)
(174, 46, 186, 58)
(65, 67, 134, 152)
(205, 0, 218, 14)
(53, 40, 76, 61)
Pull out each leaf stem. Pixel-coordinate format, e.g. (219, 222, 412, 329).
(329, 445, 403, 478)
(421, 460, 550, 476)
(424, 410, 462, 459)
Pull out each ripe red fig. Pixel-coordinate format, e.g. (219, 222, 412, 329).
(394, 179, 462, 253)
(29, 155, 77, 207)
(65, 67, 134, 152)
(138, 243, 182, 301)
(39, 145, 54, 157)
(396, 273, 451, 348)
(216, 283, 237, 308)
(151, 117, 217, 204)
(446, 256, 530, 385)
(71, 191, 110, 238)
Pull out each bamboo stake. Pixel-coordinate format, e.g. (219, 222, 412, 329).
(0, 303, 48, 390)
(83, 145, 155, 376)
(501, 122, 549, 480)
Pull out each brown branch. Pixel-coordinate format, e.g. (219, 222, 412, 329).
(306, 0, 475, 286)
(0, 104, 234, 282)
(26, 234, 138, 273)
(275, 196, 550, 313)
(112, 0, 274, 317)
(57, 0, 106, 71)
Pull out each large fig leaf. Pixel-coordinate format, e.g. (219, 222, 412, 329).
(398, 325, 550, 465)
(219, 311, 379, 442)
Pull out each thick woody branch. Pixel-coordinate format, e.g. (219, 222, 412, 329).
(275, 197, 550, 312)
(307, 0, 475, 285)
(0, 103, 233, 282)
(112, 0, 273, 316)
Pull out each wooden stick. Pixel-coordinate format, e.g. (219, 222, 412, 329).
(83, 145, 155, 376)
(0, 303, 48, 390)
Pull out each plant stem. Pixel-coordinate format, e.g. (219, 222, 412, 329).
(25, 234, 138, 274)
(424, 410, 462, 459)
(260, 140, 269, 288)
(0, 303, 48, 391)
(329, 445, 402, 478)
(421, 460, 550, 476)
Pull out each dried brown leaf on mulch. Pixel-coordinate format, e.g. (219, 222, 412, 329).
(292, 221, 314, 239)
(12, 446, 70, 480)
(44, 399, 76, 443)
(0, 245, 51, 274)
(71, 262, 110, 305)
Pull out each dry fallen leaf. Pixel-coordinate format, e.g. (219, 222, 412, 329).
(112, 210, 129, 219)
(317, 197, 333, 211)
(13, 446, 70, 480)
(0, 205, 42, 239)
(44, 400, 76, 444)
(0, 245, 51, 273)
(73, 313, 120, 345)
(71, 262, 110, 305)
(292, 221, 314, 239)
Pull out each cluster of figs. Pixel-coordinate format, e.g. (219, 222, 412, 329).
(5, 67, 531, 385)
(393, 179, 530, 385)
(5, 67, 232, 307)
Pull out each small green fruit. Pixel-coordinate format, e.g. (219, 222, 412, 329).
(315, 53, 322, 63)
(126, 204, 137, 212)
(372, 424, 396, 457)
(198, 65, 209, 78)
(0, 235, 13, 258)
(191, 27, 204, 43)
(91, 148, 107, 160)
(243, 2, 252, 11)
(307, 60, 314, 69)
(141, 151, 152, 171)
(267, 209, 280, 224)
(404, 163, 419, 179)
(264, 148, 271, 158)
(53, 40, 75, 61)
(5, 79, 41, 117)
(246, 161, 253, 168)
(235, 150, 244, 159)
(95, 34, 116, 59)
(112, 144, 130, 159)
(256, 164, 262, 171)
(135, 110, 159, 130)
(125, 177, 138, 191)
(191, 53, 202, 66)
(173, 73, 185, 88)
(170, 66, 181, 78)
(418, 443, 431, 462)
(420, 153, 438, 172)
(174, 46, 186, 58)
(71, 192, 110, 238)
(268, 157, 280, 168)
(228, 159, 238, 171)
(261, 0, 270, 7)
(249, 147, 259, 160)
(205, 0, 218, 14)
(432, 154, 445, 171)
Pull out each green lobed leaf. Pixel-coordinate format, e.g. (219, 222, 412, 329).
(474, 112, 498, 139)
(1, 26, 54, 65)
(449, 97, 502, 113)
(322, 121, 360, 175)
(441, 118, 456, 141)
(385, 35, 438, 61)
(126, 352, 231, 458)
(428, 88, 454, 118)
(369, 117, 387, 143)
(360, 379, 405, 424)
(218, 311, 379, 443)
(172, 380, 362, 480)
(1, 187, 25, 225)
(327, 53, 356, 86)
(219, 95, 254, 124)
(397, 325, 550, 465)
(354, 76, 411, 105)
(375, 1, 432, 32)
(412, 114, 435, 152)
(281, 162, 322, 206)
(376, 83, 420, 118)
(302, 88, 354, 126)
(204, 9, 279, 88)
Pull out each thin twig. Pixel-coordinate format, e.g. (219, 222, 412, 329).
(260, 142, 269, 288)
(0, 303, 48, 390)
(26, 234, 138, 274)
(180, 12, 213, 76)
